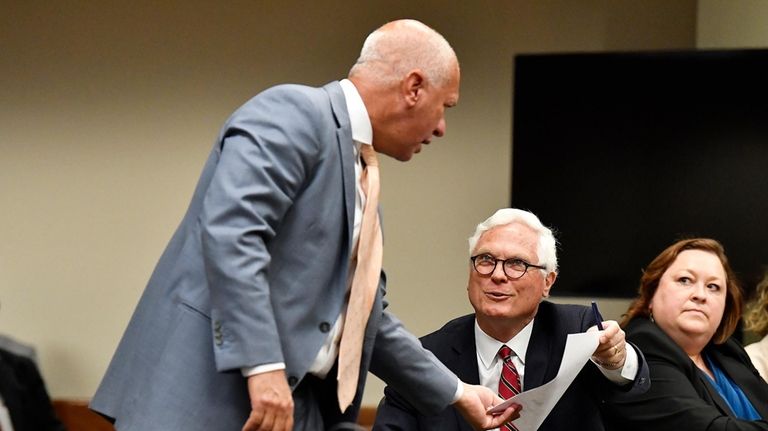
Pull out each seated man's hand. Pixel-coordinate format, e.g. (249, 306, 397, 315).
(454, 382, 522, 430)
(243, 369, 294, 431)
(589, 320, 627, 370)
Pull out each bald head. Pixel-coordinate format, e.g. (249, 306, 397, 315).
(348, 19, 460, 162)
(349, 19, 458, 87)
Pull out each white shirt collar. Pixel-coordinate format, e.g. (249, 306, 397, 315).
(339, 79, 372, 145)
(475, 317, 535, 370)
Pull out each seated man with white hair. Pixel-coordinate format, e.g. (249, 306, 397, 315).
(374, 208, 650, 431)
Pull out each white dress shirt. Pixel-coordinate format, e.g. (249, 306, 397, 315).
(305, 79, 373, 377)
(242, 79, 372, 378)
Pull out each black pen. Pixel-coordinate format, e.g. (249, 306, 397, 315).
(591, 301, 604, 330)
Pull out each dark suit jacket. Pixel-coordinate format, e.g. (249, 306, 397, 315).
(603, 317, 768, 431)
(373, 301, 650, 431)
(0, 348, 65, 431)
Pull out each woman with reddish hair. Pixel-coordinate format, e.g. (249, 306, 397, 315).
(604, 238, 768, 430)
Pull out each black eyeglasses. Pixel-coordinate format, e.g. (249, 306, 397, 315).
(470, 253, 547, 279)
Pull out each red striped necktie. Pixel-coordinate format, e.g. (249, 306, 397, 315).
(498, 345, 521, 431)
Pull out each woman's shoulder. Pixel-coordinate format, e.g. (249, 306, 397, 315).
(624, 317, 690, 365)
(714, 336, 760, 366)
(625, 317, 666, 341)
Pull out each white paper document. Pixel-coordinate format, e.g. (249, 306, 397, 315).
(488, 331, 601, 431)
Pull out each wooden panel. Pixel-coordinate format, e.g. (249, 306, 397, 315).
(52, 399, 376, 430)
(357, 406, 377, 430)
(52, 400, 115, 431)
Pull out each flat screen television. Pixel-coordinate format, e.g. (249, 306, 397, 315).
(511, 49, 768, 298)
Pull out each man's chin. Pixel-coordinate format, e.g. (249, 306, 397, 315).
(394, 151, 415, 162)
(400, 144, 424, 161)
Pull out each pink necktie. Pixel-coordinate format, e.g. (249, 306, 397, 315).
(337, 144, 383, 412)
(498, 345, 521, 431)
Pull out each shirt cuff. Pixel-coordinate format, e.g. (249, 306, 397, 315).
(241, 362, 286, 377)
(451, 378, 464, 404)
(593, 343, 639, 384)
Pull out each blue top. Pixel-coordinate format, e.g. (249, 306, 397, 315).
(704, 354, 762, 420)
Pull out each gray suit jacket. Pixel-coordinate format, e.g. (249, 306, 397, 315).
(91, 81, 457, 430)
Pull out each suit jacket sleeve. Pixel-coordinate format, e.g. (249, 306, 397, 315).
(372, 315, 478, 431)
(368, 305, 459, 415)
(605, 318, 768, 431)
(200, 86, 323, 371)
(372, 385, 422, 431)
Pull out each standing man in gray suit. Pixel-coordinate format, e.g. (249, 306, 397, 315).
(91, 19, 520, 431)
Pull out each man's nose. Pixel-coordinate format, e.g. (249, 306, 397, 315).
(433, 118, 446, 137)
(491, 263, 508, 282)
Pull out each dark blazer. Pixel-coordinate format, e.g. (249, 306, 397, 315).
(0, 348, 65, 431)
(603, 317, 768, 431)
(373, 301, 650, 431)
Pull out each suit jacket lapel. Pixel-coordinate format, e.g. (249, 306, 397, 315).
(450, 316, 480, 431)
(697, 370, 735, 416)
(524, 309, 560, 389)
(0, 353, 22, 426)
(323, 82, 356, 253)
(451, 317, 480, 385)
(710, 348, 768, 419)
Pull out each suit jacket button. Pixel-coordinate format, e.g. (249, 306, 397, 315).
(288, 376, 299, 386)
(319, 322, 331, 333)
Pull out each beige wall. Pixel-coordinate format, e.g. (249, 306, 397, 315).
(696, 1, 768, 344)
(698, 0, 768, 48)
(1, 1, 696, 406)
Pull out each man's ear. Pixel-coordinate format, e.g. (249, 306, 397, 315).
(402, 69, 426, 107)
(542, 271, 557, 298)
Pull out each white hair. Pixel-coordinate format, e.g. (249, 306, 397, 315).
(467, 208, 559, 273)
(349, 19, 457, 87)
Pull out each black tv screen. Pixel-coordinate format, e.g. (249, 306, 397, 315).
(511, 49, 768, 298)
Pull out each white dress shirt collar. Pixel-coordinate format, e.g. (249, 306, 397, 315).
(475, 317, 534, 370)
(339, 79, 372, 145)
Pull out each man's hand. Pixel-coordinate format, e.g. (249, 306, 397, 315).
(589, 320, 627, 370)
(454, 382, 522, 430)
(242, 369, 294, 431)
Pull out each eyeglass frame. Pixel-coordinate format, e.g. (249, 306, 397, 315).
(470, 253, 548, 279)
